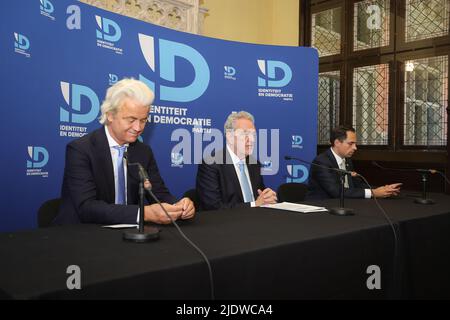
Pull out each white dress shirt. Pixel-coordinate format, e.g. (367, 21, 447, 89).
(105, 126, 140, 223)
(105, 126, 129, 204)
(226, 145, 256, 207)
(330, 148, 371, 199)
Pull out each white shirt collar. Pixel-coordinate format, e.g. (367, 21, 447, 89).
(226, 144, 244, 165)
(330, 147, 345, 167)
(104, 126, 129, 148)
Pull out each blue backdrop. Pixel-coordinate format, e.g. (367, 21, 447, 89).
(0, 0, 318, 232)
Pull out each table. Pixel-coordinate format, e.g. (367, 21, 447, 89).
(1, 193, 449, 299)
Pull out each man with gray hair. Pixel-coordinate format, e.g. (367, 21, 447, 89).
(196, 111, 277, 210)
(54, 78, 195, 225)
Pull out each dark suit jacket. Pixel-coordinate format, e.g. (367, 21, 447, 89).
(307, 148, 367, 200)
(196, 149, 265, 211)
(53, 128, 176, 225)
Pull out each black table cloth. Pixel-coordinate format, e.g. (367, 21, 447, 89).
(1, 193, 449, 299)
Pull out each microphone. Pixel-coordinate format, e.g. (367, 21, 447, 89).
(284, 155, 355, 176)
(123, 152, 152, 192)
(285, 155, 356, 216)
(372, 161, 437, 174)
(371, 161, 440, 205)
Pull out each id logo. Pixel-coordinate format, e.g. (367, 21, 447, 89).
(257, 60, 294, 101)
(138, 33, 210, 102)
(109, 74, 118, 85)
(40, 0, 55, 20)
(258, 60, 292, 88)
(292, 135, 303, 149)
(224, 66, 236, 80)
(286, 165, 308, 183)
(14, 33, 30, 58)
(27, 146, 49, 178)
(261, 160, 273, 172)
(96, 16, 123, 54)
(171, 152, 184, 168)
(59, 81, 99, 138)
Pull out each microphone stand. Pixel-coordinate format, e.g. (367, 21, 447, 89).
(329, 172, 354, 216)
(414, 172, 435, 205)
(372, 161, 435, 205)
(285, 156, 354, 216)
(123, 156, 160, 243)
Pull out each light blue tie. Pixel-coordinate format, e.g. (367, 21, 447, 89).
(339, 159, 349, 189)
(113, 145, 126, 205)
(238, 161, 254, 203)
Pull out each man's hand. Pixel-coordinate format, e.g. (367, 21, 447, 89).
(144, 203, 183, 224)
(174, 197, 196, 220)
(372, 183, 402, 198)
(255, 188, 277, 206)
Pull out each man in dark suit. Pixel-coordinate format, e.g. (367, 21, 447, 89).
(196, 111, 277, 210)
(308, 125, 402, 200)
(54, 78, 195, 225)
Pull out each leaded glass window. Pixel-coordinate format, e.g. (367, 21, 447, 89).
(312, 7, 342, 57)
(318, 71, 340, 144)
(352, 64, 389, 145)
(354, 0, 390, 50)
(406, 0, 450, 42)
(404, 55, 448, 145)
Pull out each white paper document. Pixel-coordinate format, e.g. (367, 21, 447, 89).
(263, 202, 328, 213)
(102, 224, 138, 229)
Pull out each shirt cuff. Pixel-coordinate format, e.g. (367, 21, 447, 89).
(364, 189, 372, 199)
(136, 208, 140, 224)
(250, 201, 256, 207)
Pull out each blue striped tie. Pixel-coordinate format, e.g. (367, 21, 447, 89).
(238, 161, 254, 203)
(113, 145, 126, 205)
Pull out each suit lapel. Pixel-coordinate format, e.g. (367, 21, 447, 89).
(247, 156, 260, 197)
(92, 128, 115, 203)
(125, 142, 140, 203)
(326, 148, 339, 169)
(224, 149, 245, 202)
(346, 158, 355, 188)
(326, 148, 355, 188)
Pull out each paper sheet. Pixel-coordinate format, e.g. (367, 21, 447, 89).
(102, 224, 138, 229)
(263, 202, 328, 213)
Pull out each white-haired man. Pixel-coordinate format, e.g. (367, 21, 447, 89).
(54, 78, 195, 225)
(196, 111, 277, 210)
